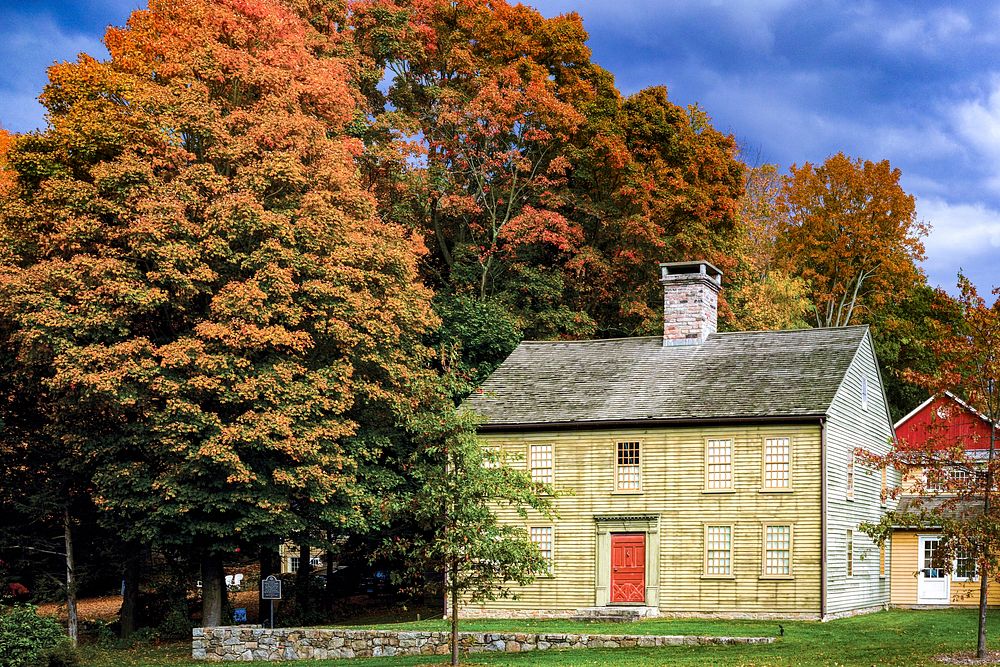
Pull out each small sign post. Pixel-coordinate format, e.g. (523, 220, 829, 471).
(261, 575, 282, 629)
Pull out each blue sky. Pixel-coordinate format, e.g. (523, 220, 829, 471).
(2, 1, 998, 293)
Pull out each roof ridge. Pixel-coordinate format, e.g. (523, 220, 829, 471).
(519, 335, 662, 345)
(711, 324, 869, 336)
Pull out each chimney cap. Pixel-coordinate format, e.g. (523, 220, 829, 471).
(659, 260, 723, 284)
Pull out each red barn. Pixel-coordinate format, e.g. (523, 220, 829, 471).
(895, 392, 994, 452)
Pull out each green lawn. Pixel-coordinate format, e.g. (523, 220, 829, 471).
(80, 608, 1000, 666)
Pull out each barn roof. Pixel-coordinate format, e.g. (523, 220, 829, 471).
(465, 325, 870, 430)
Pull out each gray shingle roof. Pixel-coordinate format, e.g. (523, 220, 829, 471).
(465, 326, 869, 428)
(894, 495, 983, 525)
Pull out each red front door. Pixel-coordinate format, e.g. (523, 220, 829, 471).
(610, 533, 646, 603)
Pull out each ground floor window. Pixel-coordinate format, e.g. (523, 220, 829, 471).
(955, 547, 977, 580)
(762, 525, 791, 576)
(704, 525, 732, 576)
(530, 526, 554, 566)
(846, 529, 854, 577)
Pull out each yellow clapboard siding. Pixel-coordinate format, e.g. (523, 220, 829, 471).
(481, 423, 822, 614)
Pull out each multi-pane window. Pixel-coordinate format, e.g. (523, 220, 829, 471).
(290, 557, 300, 573)
(955, 548, 977, 580)
(530, 527, 553, 566)
(861, 376, 869, 410)
(616, 441, 641, 490)
(529, 444, 553, 484)
(706, 439, 733, 490)
(763, 438, 791, 488)
(847, 451, 856, 500)
(705, 526, 732, 576)
(846, 529, 854, 577)
(763, 525, 791, 576)
(483, 445, 501, 468)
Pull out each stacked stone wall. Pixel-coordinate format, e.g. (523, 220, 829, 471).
(193, 625, 774, 661)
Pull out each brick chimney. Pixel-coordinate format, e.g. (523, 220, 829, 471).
(659, 261, 723, 346)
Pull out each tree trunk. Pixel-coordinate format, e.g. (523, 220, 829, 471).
(450, 558, 459, 667)
(257, 544, 278, 625)
(324, 532, 334, 613)
(120, 546, 143, 639)
(63, 507, 78, 645)
(296, 542, 311, 616)
(978, 420, 996, 659)
(201, 555, 225, 627)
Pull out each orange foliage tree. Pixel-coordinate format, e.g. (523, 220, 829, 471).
(777, 153, 927, 328)
(0, 0, 435, 626)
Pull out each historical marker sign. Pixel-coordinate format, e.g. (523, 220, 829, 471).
(261, 575, 282, 600)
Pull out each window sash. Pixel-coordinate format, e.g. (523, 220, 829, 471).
(706, 439, 733, 490)
(529, 445, 553, 484)
(705, 526, 732, 576)
(847, 452, 855, 499)
(955, 549, 977, 580)
(846, 530, 854, 577)
(763, 438, 791, 488)
(529, 526, 554, 564)
(763, 525, 791, 576)
(616, 441, 641, 490)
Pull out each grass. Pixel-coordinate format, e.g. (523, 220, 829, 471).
(79, 608, 1000, 666)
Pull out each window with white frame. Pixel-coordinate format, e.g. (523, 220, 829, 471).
(706, 438, 733, 490)
(483, 445, 501, 468)
(955, 548, 977, 581)
(529, 526, 553, 566)
(847, 451, 856, 500)
(763, 437, 791, 488)
(529, 444, 553, 484)
(616, 441, 641, 490)
(290, 557, 300, 573)
(861, 375, 869, 410)
(846, 529, 854, 577)
(763, 525, 791, 576)
(705, 525, 732, 576)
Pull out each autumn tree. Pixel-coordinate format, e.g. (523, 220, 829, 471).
(727, 163, 811, 331)
(562, 85, 746, 337)
(776, 153, 927, 328)
(862, 274, 1000, 658)
(0, 0, 435, 627)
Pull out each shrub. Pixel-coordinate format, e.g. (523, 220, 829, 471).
(0, 605, 71, 667)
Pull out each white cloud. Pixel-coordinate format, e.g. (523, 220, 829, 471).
(916, 197, 1000, 289)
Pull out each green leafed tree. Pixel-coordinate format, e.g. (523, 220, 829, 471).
(391, 393, 554, 666)
(0, 0, 436, 626)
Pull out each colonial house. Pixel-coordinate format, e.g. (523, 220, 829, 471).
(890, 392, 998, 607)
(465, 261, 898, 620)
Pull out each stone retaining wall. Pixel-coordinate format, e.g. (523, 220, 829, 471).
(192, 625, 775, 661)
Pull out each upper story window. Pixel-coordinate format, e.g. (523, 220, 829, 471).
(881, 467, 887, 507)
(616, 441, 641, 491)
(861, 376, 869, 410)
(847, 451, 856, 500)
(482, 445, 501, 468)
(763, 437, 791, 489)
(529, 444, 553, 484)
(705, 438, 733, 490)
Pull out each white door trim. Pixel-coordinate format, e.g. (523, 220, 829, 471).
(917, 535, 950, 605)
